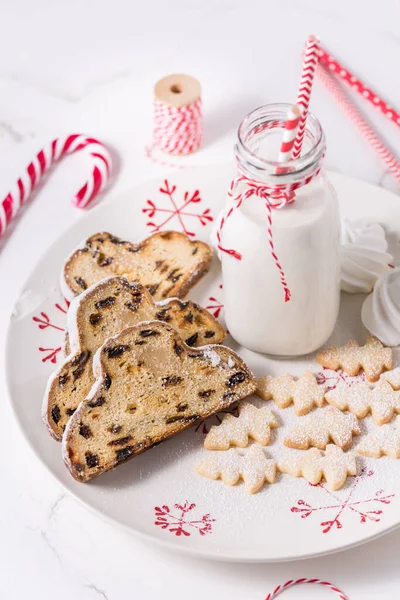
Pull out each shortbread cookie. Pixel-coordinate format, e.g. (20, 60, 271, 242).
(278, 445, 357, 491)
(316, 337, 392, 382)
(43, 277, 226, 441)
(256, 371, 325, 416)
(204, 402, 278, 450)
(284, 406, 360, 451)
(196, 445, 276, 494)
(61, 231, 213, 301)
(63, 321, 256, 482)
(357, 417, 400, 458)
(381, 367, 400, 390)
(325, 380, 400, 426)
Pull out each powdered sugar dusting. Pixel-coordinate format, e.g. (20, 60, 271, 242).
(203, 347, 221, 367)
(204, 401, 278, 450)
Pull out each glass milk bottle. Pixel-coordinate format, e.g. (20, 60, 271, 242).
(220, 104, 340, 356)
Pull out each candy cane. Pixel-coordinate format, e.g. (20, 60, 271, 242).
(266, 578, 348, 600)
(0, 134, 112, 237)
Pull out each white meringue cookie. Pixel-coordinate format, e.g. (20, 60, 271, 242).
(362, 268, 400, 346)
(340, 219, 393, 294)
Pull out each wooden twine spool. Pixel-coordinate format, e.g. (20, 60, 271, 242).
(152, 74, 202, 155)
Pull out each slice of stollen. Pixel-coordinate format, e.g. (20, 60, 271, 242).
(61, 231, 212, 301)
(43, 277, 226, 441)
(62, 321, 256, 482)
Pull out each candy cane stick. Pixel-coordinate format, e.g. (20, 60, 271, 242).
(317, 64, 400, 182)
(0, 134, 112, 237)
(266, 578, 348, 600)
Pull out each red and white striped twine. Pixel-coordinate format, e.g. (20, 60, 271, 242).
(217, 165, 321, 303)
(152, 96, 203, 155)
(317, 64, 400, 182)
(266, 578, 348, 600)
(318, 46, 400, 129)
(0, 133, 112, 238)
(292, 35, 320, 159)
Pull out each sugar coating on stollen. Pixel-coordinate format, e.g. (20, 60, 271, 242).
(357, 416, 400, 458)
(284, 406, 360, 450)
(204, 401, 278, 450)
(326, 379, 400, 426)
(195, 444, 276, 494)
(256, 371, 325, 415)
(316, 336, 393, 382)
(278, 444, 357, 491)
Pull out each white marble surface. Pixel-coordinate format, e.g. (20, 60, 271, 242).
(1, 0, 400, 598)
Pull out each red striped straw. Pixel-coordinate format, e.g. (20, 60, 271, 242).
(318, 46, 400, 129)
(316, 64, 400, 182)
(292, 35, 320, 159)
(277, 104, 301, 164)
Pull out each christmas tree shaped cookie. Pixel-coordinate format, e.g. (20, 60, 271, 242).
(325, 379, 400, 426)
(278, 445, 357, 491)
(196, 445, 276, 494)
(316, 336, 392, 382)
(204, 402, 278, 450)
(357, 416, 400, 458)
(284, 406, 360, 450)
(256, 371, 325, 416)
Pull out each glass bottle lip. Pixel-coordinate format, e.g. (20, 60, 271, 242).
(235, 102, 325, 182)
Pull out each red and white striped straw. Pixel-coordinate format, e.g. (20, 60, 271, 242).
(292, 35, 320, 159)
(265, 578, 348, 600)
(317, 64, 400, 182)
(277, 104, 301, 164)
(318, 46, 400, 129)
(0, 134, 112, 238)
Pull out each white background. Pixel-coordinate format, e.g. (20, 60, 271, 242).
(1, 0, 400, 598)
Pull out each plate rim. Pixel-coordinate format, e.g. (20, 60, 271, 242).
(5, 165, 400, 562)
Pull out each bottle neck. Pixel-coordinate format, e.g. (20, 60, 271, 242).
(234, 103, 326, 187)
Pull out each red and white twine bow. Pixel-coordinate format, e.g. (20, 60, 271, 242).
(152, 97, 203, 155)
(0, 133, 112, 237)
(217, 168, 321, 303)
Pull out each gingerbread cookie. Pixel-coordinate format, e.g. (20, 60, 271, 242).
(316, 337, 392, 382)
(204, 401, 278, 450)
(325, 379, 400, 426)
(357, 416, 400, 458)
(284, 406, 360, 451)
(195, 445, 276, 494)
(278, 444, 357, 491)
(256, 371, 325, 416)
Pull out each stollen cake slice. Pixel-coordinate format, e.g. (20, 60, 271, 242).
(61, 231, 212, 301)
(62, 321, 256, 482)
(43, 277, 226, 441)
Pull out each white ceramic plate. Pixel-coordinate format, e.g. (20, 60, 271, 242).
(6, 165, 400, 562)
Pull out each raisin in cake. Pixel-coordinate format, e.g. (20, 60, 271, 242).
(62, 321, 256, 482)
(61, 231, 212, 301)
(43, 277, 226, 441)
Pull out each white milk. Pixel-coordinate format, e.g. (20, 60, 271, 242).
(221, 175, 341, 356)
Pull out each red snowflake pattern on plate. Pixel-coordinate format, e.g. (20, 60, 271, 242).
(154, 501, 215, 537)
(206, 284, 224, 319)
(33, 298, 69, 364)
(291, 468, 395, 533)
(316, 367, 366, 391)
(142, 179, 213, 237)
